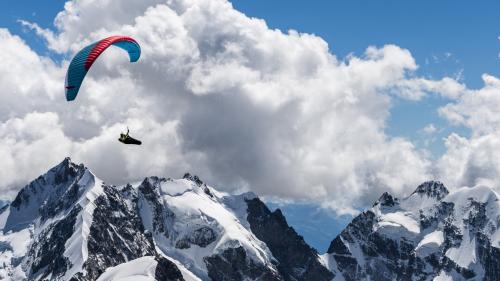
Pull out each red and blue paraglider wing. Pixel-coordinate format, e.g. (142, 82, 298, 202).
(65, 35, 141, 101)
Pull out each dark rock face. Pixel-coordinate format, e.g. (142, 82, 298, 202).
(138, 177, 175, 237)
(6, 158, 87, 232)
(154, 256, 184, 281)
(28, 205, 81, 280)
(175, 226, 217, 249)
(0, 241, 13, 253)
(0, 204, 9, 215)
(327, 181, 500, 281)
(478, 233, 500, 281)
(183, 173, 203, 186)
(411, 181, 449, 200)
(375, 192, 398, 207)
(327, 210, 427, 281)
(82, 185, 157, 280)
(39, 176, 84, 223)
(327, 211, 376, 254)
(246, 198, 334, 281)
(204, 246, 282, 281)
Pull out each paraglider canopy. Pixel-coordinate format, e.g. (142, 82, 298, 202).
(65, 35, 141, 101)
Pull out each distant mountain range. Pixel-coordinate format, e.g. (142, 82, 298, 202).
(322, 181, 500, 281)
(1, 158, 499, 280)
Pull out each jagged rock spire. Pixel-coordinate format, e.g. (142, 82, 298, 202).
(411, 181, 449, 200)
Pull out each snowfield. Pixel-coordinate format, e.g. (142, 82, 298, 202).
(139, 177, 276, 279)
(415, 230, 444, 257)
(96, 256, 158, 281)
(377, 212, 420, 235)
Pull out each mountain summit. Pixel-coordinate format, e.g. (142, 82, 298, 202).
(0, 158, 331, 281)
(2, 159, 500, 280)
(322, 180, 500, 281)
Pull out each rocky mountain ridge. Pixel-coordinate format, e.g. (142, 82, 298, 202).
(322, 181, 500, 281)
(0, 158, 330, 281)
(2, 159, 500, 280)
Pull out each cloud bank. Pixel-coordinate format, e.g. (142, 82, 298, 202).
(1, 0, 496, 214)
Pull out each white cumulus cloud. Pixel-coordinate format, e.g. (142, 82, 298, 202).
(437, 73, 500, 191)
(0, 0, 470, 214)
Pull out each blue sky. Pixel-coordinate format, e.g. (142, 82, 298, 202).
(0, 1, 64, 54)
(2, 0, 500, 252)
(228, 1, 499, 249)
(230, 0, 500, 87)
(266, 202, 352, 252)
(230, 0, 500, 156)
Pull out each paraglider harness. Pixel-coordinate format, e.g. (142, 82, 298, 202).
(119, 127, 142, 145)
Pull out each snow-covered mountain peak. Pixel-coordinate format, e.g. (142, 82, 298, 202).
(374, 192, 399, 208)
(325, 181, 500, 280)
(442, 185, 500, 236)
(136, 175, 280, 279)
(443, 184, 499, 205)
(411, 180, 449, 200)
(52, 156, 83, 172)
(1, 158, 92, 233)
(20, 157, 498, 280)
(182, 173, 204, 187)
(11, 157, 86, 207)
(0, 158, 334, 280)
(0, 158, 105, 280)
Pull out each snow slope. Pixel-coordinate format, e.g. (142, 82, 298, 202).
(2, 159, 327, 281)
(0, 158, 97, 280)
(96, 256, 158, 281)
(138, 176, 278, 280)
(324, 181, 500, 280)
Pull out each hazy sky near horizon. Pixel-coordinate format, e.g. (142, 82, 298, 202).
(1, 0, 500, 215)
